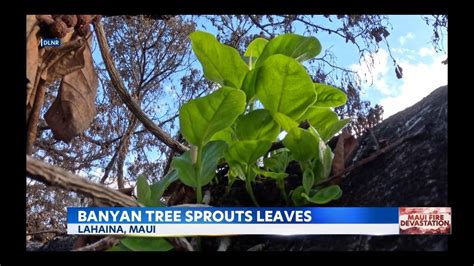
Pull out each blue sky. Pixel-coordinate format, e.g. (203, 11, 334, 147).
(192, 15, 448, 118)
(318, 15, 447, 118)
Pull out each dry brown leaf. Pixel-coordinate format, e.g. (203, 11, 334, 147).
(40, 37, 86, 84)
(343, 135, 359, 163)
(26, 17, 40, 107)
(332, 131, 347, 176)
(45, 35, 98, 142)
(26, 15, 37, 39)
(332, 130, 359, 178)
(395, 64, 403, 79)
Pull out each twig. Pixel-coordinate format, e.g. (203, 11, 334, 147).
(73, 236, 120, 251)
(27, 229, 66, 236)
(100, 148, 119, 184)
(92, 21, 188, 154)
(248, 15, 275, 37)
(88, 114, 178, 147)
(315, 57, 358, 74)
(26, 80, 47, 155)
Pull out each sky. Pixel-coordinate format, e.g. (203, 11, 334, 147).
(87, 15, 448, 183)
(192, 15, 448, 119)
(92, 15, 448, 122)
(336, 15, 447, 118)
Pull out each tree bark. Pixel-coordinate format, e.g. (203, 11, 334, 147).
(27, 155, 141, 207)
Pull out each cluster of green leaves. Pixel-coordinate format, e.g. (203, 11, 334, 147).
(110, 30, 349, 251)
(168, 31, 349, 207)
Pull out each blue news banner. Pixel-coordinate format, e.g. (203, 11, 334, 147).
(67, 207, 400, 236)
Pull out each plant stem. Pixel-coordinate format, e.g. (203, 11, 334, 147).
(277, 179, 288, 203)
(196, 184, 202, 204)
(245, 167, 259, 206)
(248, 98, 256, 112)
(225, 178, 235, 196)
(195, 145, 203, 203)
(197, 237, 202, 251)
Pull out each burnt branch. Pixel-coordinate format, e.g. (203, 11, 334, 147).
(27, 155, 141, 207)
(26, 155, 194, 251)
(93, 21, 189, 154)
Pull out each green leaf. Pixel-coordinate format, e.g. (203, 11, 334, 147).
(150, 170, 179, 204)
(120, 237, 173, 251)
(313, 143, 334, 182)
(198, 140, 228, 186)
(179, 87, 246, 146)
(303, 168, 315, 193)
(256, 33, 322, 67)
(256, 55, 316, 120)
(136, 176, 151, 205)
(264, 148, 290, 173)
(290, 185, 307, 206)
(227, 160, 247, 181)
(271, 112, 299, 132)
(225, 140, 272, 166)
(171, 141, 227, 189)
(107, 242, 130, 251)
(244, 37, 269, 58)
(282, 127, 319, 161)
(327, 118, 350, 140)
(253, 167, 289, 180)
(302, 107, 336, 130)
(244, 37, 269, 69)
(235, 109, 280, 141)
(171, 151, 197, 187)
(240, 69, 258, 101)
(209, 127, 235, 145)
(189, 31, 248, 88)
(303, 185, 343, 204)
(314, 83, 347, 107)
(301, 107, 349, 142)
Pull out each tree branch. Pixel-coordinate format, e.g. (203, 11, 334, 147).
(26, 155, 193, 251)
(27, 155, 141, 207)
(26, 80, 47, 155)
(92, 21, 188, 154)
